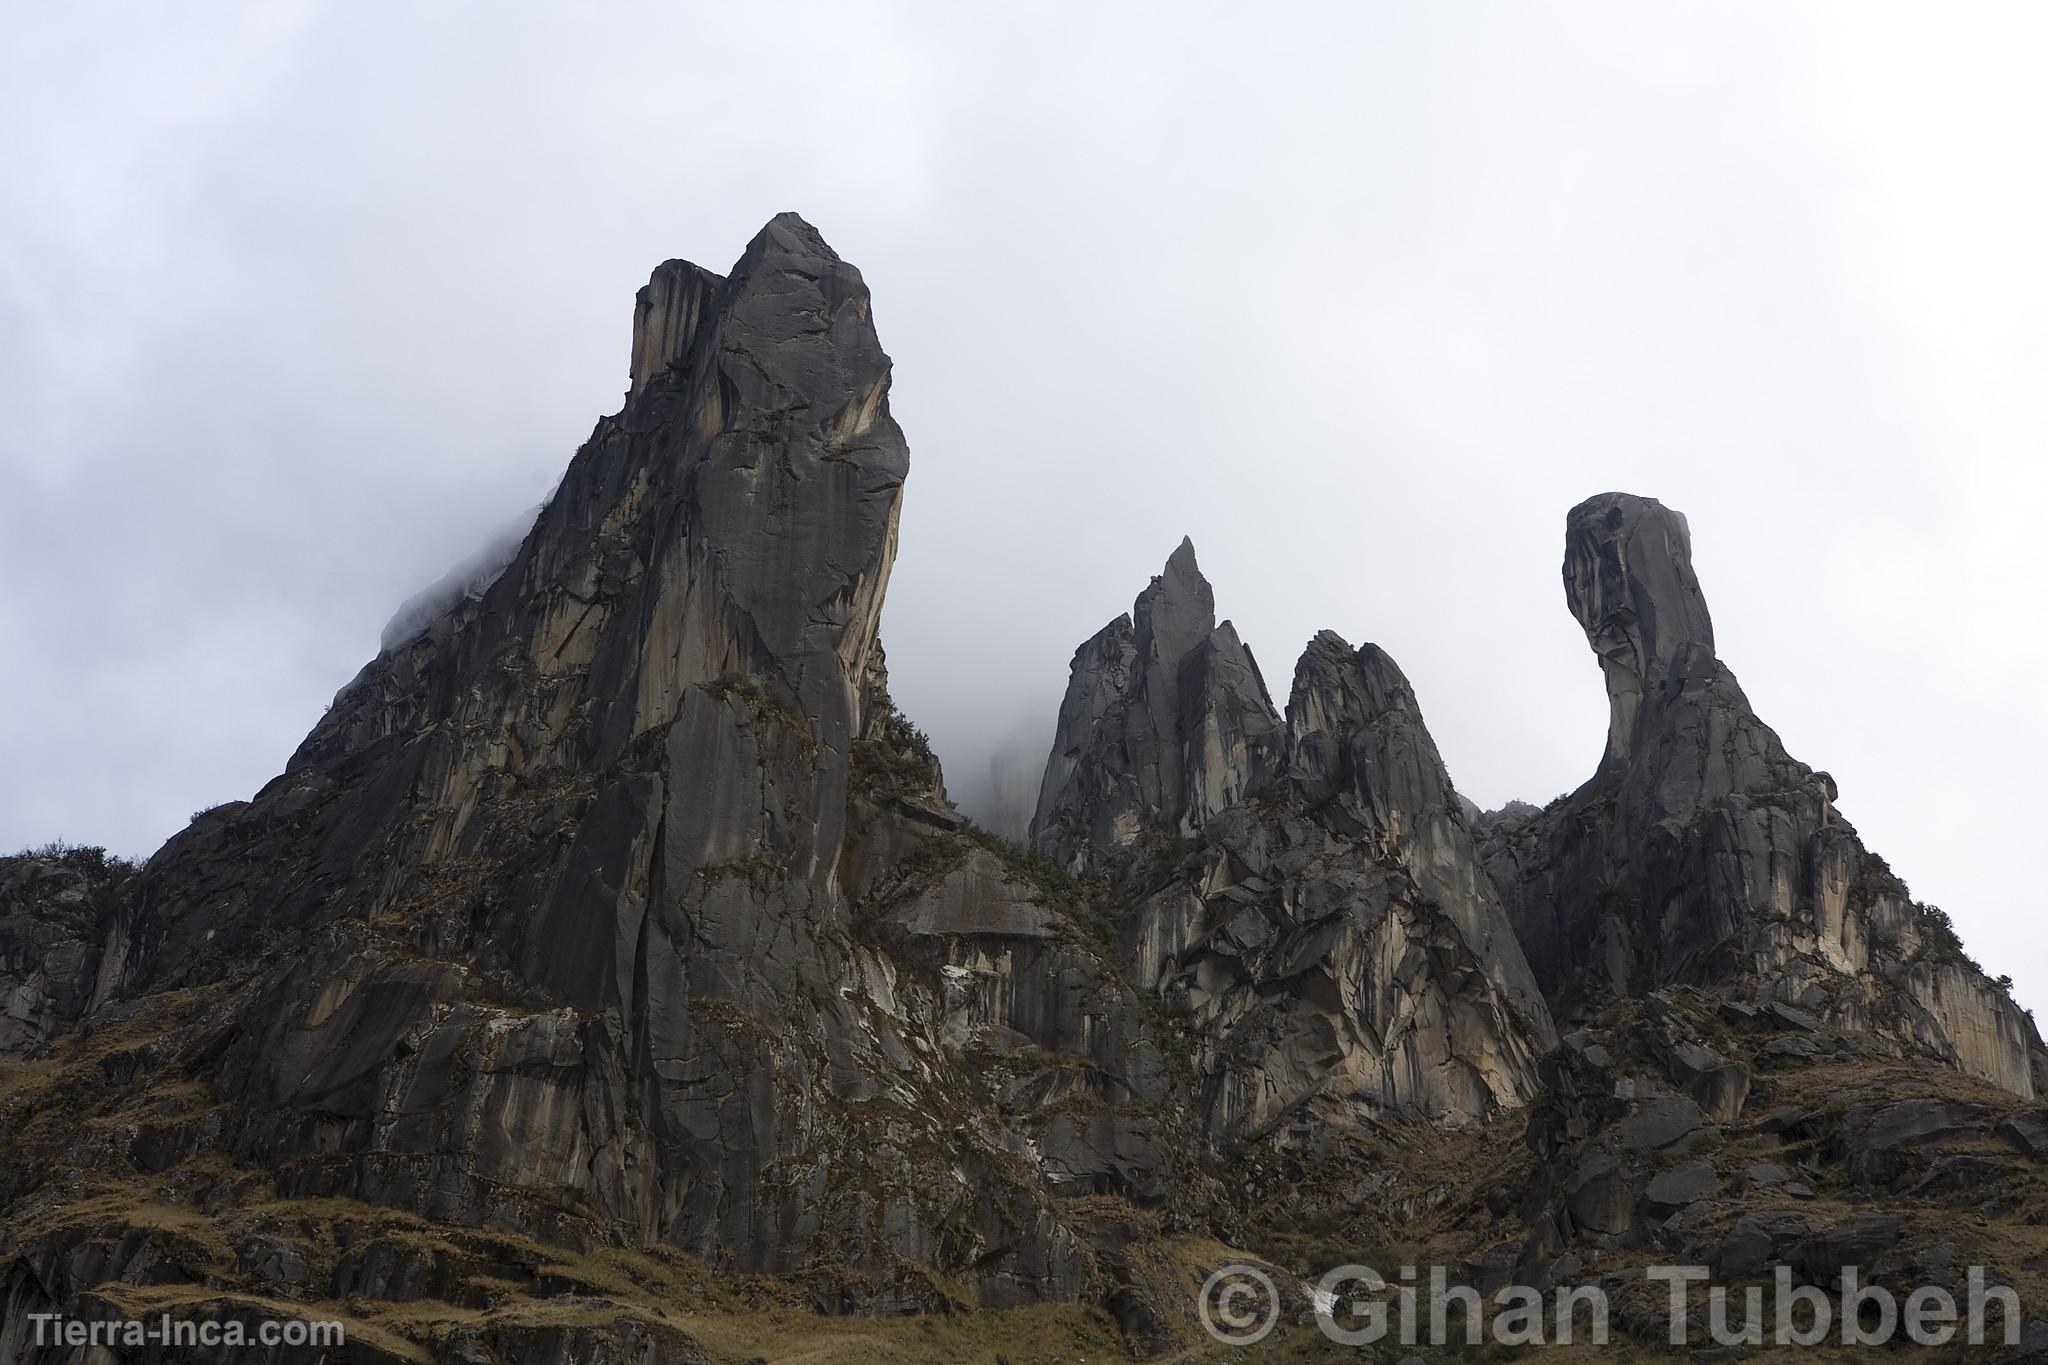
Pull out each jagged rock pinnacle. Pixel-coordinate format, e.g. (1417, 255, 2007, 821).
(1483, 492, 2038, 1097)
(1032, 538, 1283, 870)
(1563, 492, 1717, 769)
(1035, 550, 1554, 1126)
(91, 217, 1117, 1297)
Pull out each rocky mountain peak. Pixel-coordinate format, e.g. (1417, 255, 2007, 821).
(1486, 492, 2040, 1097)
(1037, 551, 1554, 1129)
(1032, 538, 1282, 869)
(1564, 491, 1718, 770)
(9, 228, 2048, 1364)
(629, 213, 861, 403)
(627, 257, 720, 398)
(1286, 631, 1416, 751)
(1133, 535, 1212, 647)
(58, 219, 1110, 1300)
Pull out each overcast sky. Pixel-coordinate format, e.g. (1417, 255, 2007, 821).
(4, 3, 2044, 1010)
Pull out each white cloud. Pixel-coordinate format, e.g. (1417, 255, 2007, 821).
(2, 1, 2041, 1011)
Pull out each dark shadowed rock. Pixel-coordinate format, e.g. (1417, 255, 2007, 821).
(1644, 1159, 1719, 1212)
(1034, 540, 1282, 870)
(0, 849, 139, 1059)
(1480, 492, 2040, 1097)
(1997, 1111, 2048, 1161)
(1842, 1098, 2000, 1185)
(1033, 554, 1554, 1133)
(9, 238, 2048, 1365)
(6, 219, 1178, 1326)
(1621, 1094, 1711, 1151)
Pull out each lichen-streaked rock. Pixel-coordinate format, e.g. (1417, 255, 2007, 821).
(1033, 544, 1556, 1132)
(1480, 492, 2042, 1097)
(16, 216, 1186, 1316)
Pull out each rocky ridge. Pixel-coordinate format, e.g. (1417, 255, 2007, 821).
(1478, 493, 2038, 1096)
(2, 218, 1205, 1361)
(3, 219, 2046, 1362)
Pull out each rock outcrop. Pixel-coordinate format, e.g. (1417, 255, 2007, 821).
(1033, 538, 1284, 866)
(1034, 546, 1557, 1132)
(4, 217, 1198, 1326)
(0, 847, 137, 1059)
(8, 226, 2048, 1362)
(1481, 492, 2041, 1096)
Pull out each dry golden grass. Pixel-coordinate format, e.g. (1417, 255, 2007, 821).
(11, 981, 2048, 1363)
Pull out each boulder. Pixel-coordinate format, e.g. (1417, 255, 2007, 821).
(1644, 1159, 1720, 1212)
(1620, 1094, 1711, 1152)
(1842, 1099, 1999, 1185)
(1996, 1112, 2048, 1162)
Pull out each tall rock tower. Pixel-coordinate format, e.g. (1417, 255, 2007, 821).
(68, 217, 1177, 1307)
(1481, 493, 2040, 1096)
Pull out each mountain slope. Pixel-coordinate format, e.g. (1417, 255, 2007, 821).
(5, 224, 2048, 1363)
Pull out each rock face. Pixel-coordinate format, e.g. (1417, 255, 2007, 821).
(1034, 547, 1556, 1131)
(1033, 538, 1284, 866)
(19, 216, 1198, 1311)
(0, 848, 137, 1058)
(9, 225, 2048, 1362)
(1481, 492, 2040, 1096)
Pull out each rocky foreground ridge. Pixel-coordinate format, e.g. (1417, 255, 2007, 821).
(5, 217, 2048, 1362)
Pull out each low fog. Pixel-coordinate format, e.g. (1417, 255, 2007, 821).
(4, 3, 2044, 1010)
